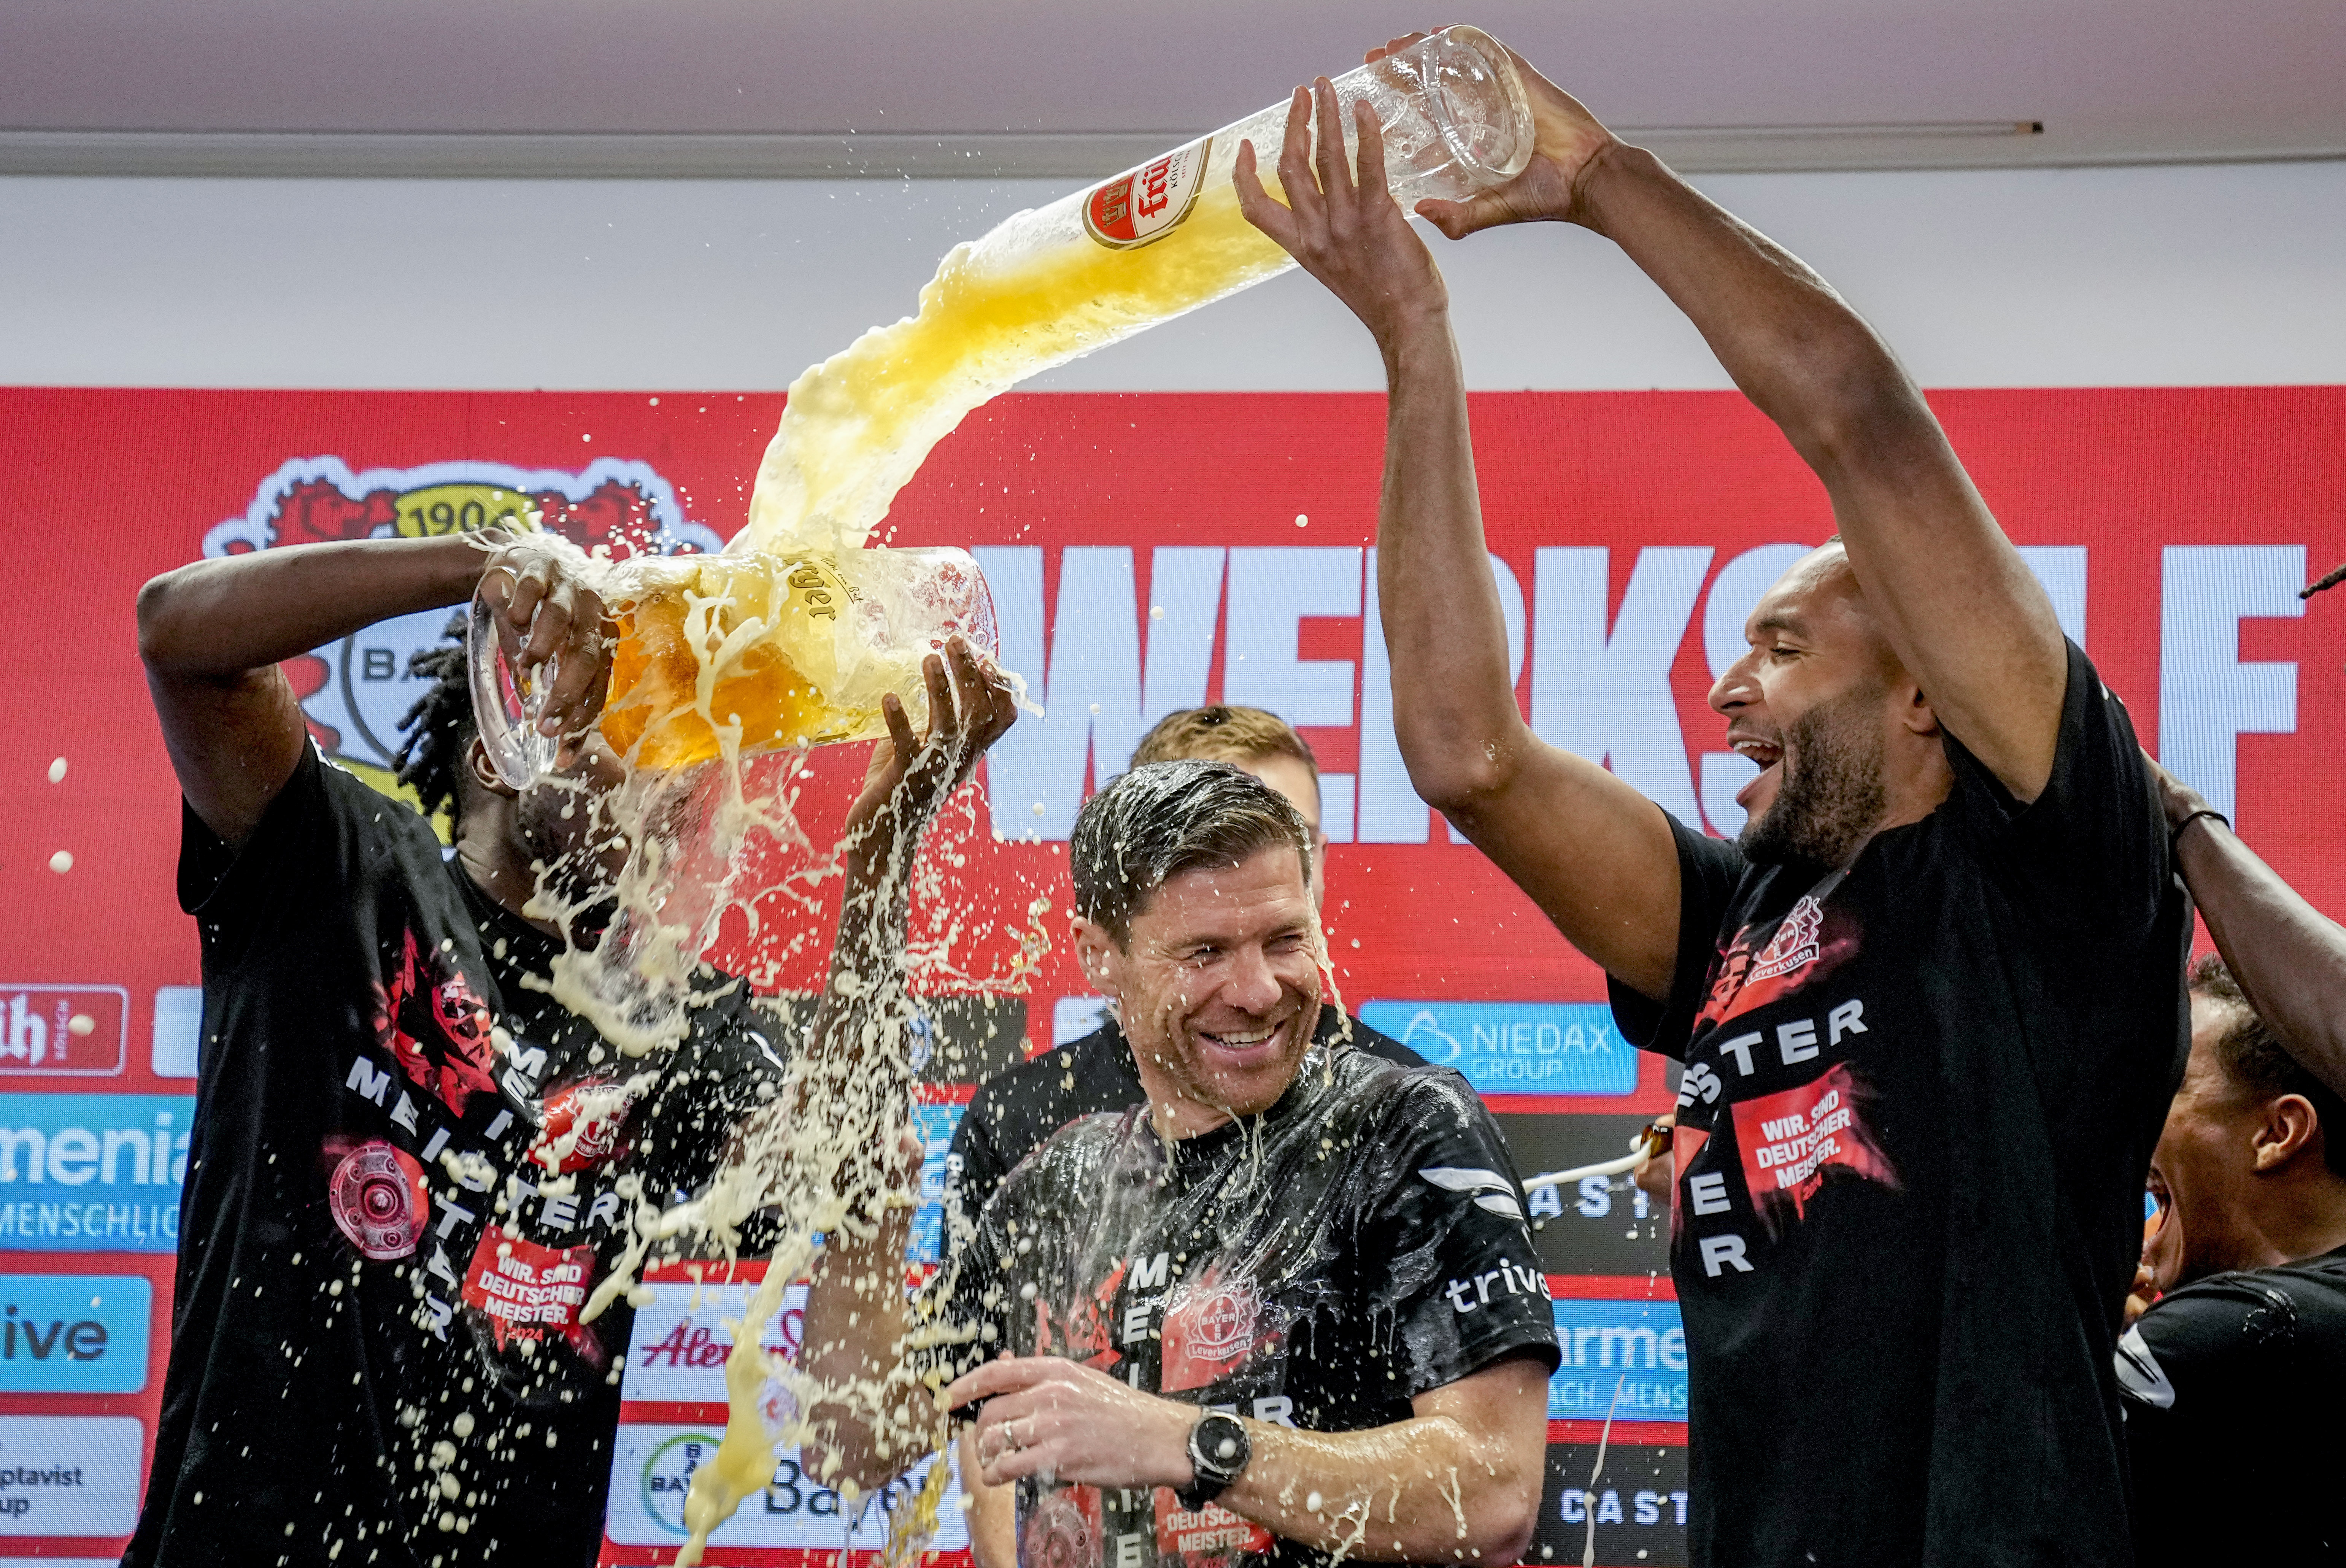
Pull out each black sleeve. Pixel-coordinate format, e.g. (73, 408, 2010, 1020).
(1364, 1071, 1562, 1397)
(945, 1086, 1014, 1245)
(2116, 1288, 2278, 1559)
(912, 1173, 1021, 1395)
(1607, 808, 1747, 1062)
(639, 997, 792, 1222)
(177, 743, 409, 968)
(1941, 639, 2167, 935)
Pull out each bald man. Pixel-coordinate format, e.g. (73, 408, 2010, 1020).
(1239, 48, 2190, 1568)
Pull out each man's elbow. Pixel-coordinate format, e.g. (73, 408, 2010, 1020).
(799, 1420, 910, 1499)
(1465, 1485, 1539, 1565)
(136, 565, 211, 674)
(1774, 331, 1926, 474)
(1399, 742, 1513, 822)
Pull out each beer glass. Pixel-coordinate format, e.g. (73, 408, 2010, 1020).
(469, 546, 999, 790)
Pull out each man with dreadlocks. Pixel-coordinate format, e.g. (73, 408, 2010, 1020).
(128, 527, 1016, 1567)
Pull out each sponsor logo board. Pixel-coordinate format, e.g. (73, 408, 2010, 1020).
(0, 1416, 144, 1535)
(0, 990, 126, 1077)
(1548, 1299, 1687, 1422)
(910, 1102, 965, 1266)
(1358, 1002, 1638, 1097)
(0, 1095, 194, 1253)
(1536, 1443, 1689, 1566)
(0, 1275, 151, 1395)
(1498, 1113, 1671, 1277)
(606, 1423, 966, 1551)
(150, 986, 201, 1079)
(620, 1280, 807, 1405)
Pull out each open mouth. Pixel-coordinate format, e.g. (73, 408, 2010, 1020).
(1196, 1017, 1291, 1063)
(1731, 736, 1783, 810)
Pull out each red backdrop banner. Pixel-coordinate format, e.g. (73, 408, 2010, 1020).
(2, 385, 2342, 1563)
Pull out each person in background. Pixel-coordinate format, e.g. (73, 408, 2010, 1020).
(945, 707, 1422, 1223)
(2112, 765, 2346, 1564)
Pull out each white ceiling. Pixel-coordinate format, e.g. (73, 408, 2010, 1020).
(3, 0, 2343, 175)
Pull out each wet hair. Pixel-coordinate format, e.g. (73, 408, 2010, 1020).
(1070, 760, 1312, 949)
(2189, 954, 2346, 1179)
(392, 613, 478, 828)
(1131, 706, 1319, 789)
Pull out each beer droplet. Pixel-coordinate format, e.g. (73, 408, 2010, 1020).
(1296, 514, 1309, 528)
(48, 757, 67, 783)
(48, 851, 72, 874)
(1306, 1491, 1324, 1513)
(1149, 605, 1164, 619)
(67, 1015, 95, 1038)
(452, 1411, 477, 1438)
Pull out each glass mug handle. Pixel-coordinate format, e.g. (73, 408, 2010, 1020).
(468, 586, 560, 791)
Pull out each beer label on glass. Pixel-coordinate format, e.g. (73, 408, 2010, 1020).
(1082, 136, 1212, 250)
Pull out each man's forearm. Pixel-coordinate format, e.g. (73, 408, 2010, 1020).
(2178, 819, 2346, 1099)
(1220, 1413, 1532, 1562)
(138, 533, 489, 680)
(1375, 311, 1527, 809)
(1577, 144, 1911, 464)
(798, 1227, 931, 1491)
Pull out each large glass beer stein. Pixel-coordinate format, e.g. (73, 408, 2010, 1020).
(469, 546, 997, 789)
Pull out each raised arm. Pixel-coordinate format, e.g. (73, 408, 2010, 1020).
(1237, 82, 1680, 997)
(2155, 758, 2346, 1099)
(1410, 40, 2067, 800)
(137, 531, 611, 844)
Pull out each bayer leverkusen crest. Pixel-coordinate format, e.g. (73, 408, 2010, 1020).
(203, 457, 723, 832)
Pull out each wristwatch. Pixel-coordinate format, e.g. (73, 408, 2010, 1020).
(1179, 1411, 1250, 1509)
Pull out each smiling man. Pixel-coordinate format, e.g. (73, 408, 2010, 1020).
(799, 760, 1555, 1568)
(1233, 45, 2193, 1568)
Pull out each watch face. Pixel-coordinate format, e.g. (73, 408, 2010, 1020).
(1192, 1412, 1248, 1483)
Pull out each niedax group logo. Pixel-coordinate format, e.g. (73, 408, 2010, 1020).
(201, 457, 723, 824)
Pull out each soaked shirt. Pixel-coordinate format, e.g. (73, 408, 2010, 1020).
(127, 744, 786, 1568)
(929, 1046, 1559, 1568)
(1611, 641, 2190, 1568)
(2117, 1244, 2346, 1566)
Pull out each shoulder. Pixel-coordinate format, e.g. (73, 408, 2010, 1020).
(1338, 1010, 1425, 1069)
(996, 1106, 1137, 1207)
(2125, 1270, 2305, 1402)
(969, 1027, 1139, 1128)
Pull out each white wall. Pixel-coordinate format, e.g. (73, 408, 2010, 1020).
(4, 159, 2344, 393)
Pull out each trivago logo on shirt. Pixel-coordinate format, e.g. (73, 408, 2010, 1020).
(0, 1095, 194, 1252)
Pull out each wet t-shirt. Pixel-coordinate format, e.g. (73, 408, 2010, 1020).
(947, 1009, 1424, 1224)
(928, 1047, 1560, 1568)
(2117, 1244, 2346, 1566)
(127, 744, 787, 1568)
(1610, 641, 2190, 1568)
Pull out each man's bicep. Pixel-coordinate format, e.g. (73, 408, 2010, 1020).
(1409, 1350, 1551, 1444)
(1826, 452, 2067, 802)
(1444, 740, 1684, 1001)
(149, 662, 311, 849)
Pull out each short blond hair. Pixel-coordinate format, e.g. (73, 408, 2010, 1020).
(1129, 706, 1318, 784)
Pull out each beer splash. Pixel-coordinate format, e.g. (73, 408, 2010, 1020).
(509, 29, 1534, 1562)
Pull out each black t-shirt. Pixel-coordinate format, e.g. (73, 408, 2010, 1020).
(127, 744, 787, 1568)
(925, 1047, 1558, 1568)
(1609, 641, 2189, 1568)
(947, 1009, 1423, 1225)
(2117, 1244, 2346, 1565)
